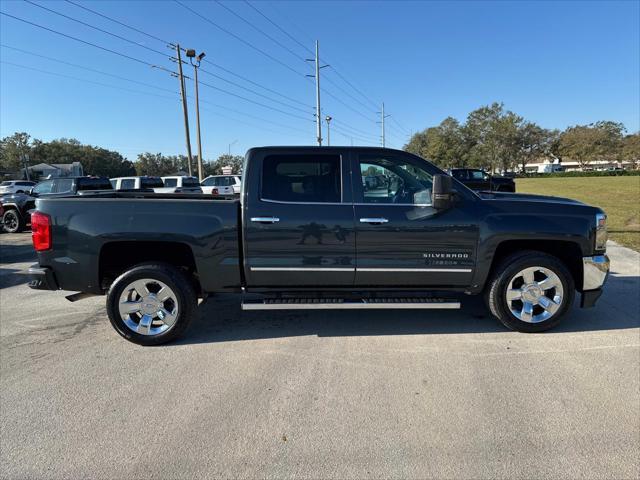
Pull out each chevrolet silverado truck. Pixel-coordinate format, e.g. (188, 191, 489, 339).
(28, 147, 610, 345)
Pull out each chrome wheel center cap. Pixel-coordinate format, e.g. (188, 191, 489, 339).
(141, 295, 160, 315)
(522, 283, 543, 303)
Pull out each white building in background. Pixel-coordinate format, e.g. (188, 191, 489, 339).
(26, 162, 84, 180)
(524, 157, 635, 173)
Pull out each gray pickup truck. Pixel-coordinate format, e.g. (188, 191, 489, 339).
(29, 147, 610, 345)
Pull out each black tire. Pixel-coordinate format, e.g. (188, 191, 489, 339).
(106, 263, 197, 345)
(485, 250, 575, 332)
(2, 209, 24, 233)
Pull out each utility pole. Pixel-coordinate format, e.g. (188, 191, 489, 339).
(306, 41, 328, 146)
(228, 139, 238, 156)
(22, 154, 30, 181)
(325, 116, 332, 146)
(378, 102, 391, 147)
(176, 44, 193, 176)
(187, 49, 206, 181)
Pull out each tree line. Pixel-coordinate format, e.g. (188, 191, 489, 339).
(0, 132, 244, 179)
(404, 102, 639, 171)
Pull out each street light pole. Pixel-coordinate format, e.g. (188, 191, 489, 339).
(325, 115, 332, 146)
(175, 44, 193, 176)
(187, 49, 206, 181)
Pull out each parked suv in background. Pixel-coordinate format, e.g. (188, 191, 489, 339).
(0, 180, 36, 195)
(1, 176, 112, 233)
(200, 175, 241, 195)
(155, 176, 202, 194)
(448, 168, 516, 192)
(110, 176, 164, 191)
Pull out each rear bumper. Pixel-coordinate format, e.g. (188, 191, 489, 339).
(28, 265, 59, 291)
(580, 255, 610, 308)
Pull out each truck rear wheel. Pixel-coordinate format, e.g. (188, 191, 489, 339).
(106, 263, 197, 345)
(485, 251, 575, 332)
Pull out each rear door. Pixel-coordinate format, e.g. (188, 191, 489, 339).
(243, 150, 355, 287)
(352, 151, 479, 287)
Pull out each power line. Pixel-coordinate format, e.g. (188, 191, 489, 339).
(213, 0, 307, 64)
(243, 0, 312, 56)
(174, 0, 308, 79)
(0, 44, 176, 94)
(0, 12, 314, 125)
(1, 60, 312, 142)
(196, 78, 314, 123)
(234, 2, 379, 123)
(253, 1, 381, 111)
(23, 0, 172, 60)
(0, 61, 178, 101)
(330, 119, 378, 141)
(177, 1, 379, 133)
(62, 0, 311, 109)
(0, 11, 171, 72)
(202, 61, 310, 108)
(391, 117, 411, 135)
(55, 0, 313, 113)
(64, 0, 174, 47)
(198, 66, 312, 116)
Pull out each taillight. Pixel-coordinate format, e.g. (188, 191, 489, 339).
(31, 212, 51, 251)
(212, 188, 219, 195)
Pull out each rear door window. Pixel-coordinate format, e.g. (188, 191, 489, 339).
(262, 155, 341, 203)
(163, 178, 178, 188)
(182, 177, 200, 187)
(78, 177, 112, 190)
(120, 179, 136, 189)
(53, 178, 74, 193)
(141, 177, 164, 188)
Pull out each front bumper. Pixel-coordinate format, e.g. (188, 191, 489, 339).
(28, 265, 59, 291)
(580, 255, 609, 308)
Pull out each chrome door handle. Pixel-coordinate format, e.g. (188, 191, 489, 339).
(359, 217, 389, 224)
(250, 217, 280, 223)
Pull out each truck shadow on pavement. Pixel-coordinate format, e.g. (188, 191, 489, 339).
(174, 273, 639, 346)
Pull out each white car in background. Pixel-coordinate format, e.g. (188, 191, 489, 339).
(156, 176, 203, 194)
(200, 175, 242, 195)
(0, 180, 36, 195)
(110, 176, 164, 191)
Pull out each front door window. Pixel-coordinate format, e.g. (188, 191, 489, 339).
(358, 155, 433, 205)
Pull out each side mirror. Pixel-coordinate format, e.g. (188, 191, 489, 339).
(432, 174, 454, 210)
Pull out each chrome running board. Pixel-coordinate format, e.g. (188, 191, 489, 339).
(242, 298, 461, 311)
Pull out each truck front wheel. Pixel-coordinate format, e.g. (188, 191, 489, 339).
(106, 263, 197, 345)
(485, 251, 575, 332)
(2, 209, 24, 233)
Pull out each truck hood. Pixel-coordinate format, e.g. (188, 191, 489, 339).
(478, 191, 585, 206)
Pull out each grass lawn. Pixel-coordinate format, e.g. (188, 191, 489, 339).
(516, 176, 640, 251)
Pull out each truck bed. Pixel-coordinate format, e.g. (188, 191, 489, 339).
(34, 194, 242, 294)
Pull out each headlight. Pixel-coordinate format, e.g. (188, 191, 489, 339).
(595, 213, 607, 251)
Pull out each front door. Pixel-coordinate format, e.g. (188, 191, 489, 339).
(244, 150, 356, 287)
(353, 152, 479, 287)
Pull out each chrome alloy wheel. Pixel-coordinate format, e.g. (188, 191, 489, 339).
(505, 266, 564, 323)
(118, 278, 179, 336)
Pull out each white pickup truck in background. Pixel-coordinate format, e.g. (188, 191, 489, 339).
(200, 174, 242, 196)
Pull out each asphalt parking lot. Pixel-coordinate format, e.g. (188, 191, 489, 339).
(1, 232, 638, 479)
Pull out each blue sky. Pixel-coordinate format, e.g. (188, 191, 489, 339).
(1, 0, 638, 160)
